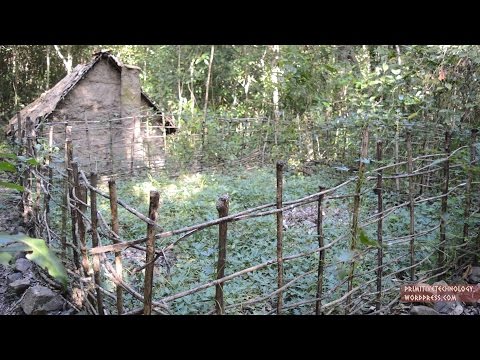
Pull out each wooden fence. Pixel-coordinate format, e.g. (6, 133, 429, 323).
(13, 115, 480, 315)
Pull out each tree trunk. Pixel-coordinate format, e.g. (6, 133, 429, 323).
(54, 45, 73, 74)
(271, 45, 280, 146)
(46, 45, 50, 89)
(177, 45, 184, 117)
(188, 57, 196, 114)
(201, 45, 215, 150)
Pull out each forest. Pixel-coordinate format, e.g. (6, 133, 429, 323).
(0, 45, 479, 315)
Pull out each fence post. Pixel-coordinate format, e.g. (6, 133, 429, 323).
(406, 129, 415, 281)
(131, 116, 135, 175)
(315, 186, 326, 315)
(90, 172, 105, 315)
(463, 129, 478, 244)
(419, 138, 428, 196)
(437, 131, 451, 277)
(44, 125, 54, 245)
(375, 140, 383, 311)
(33, 119, 41, 238)
(109, 119, 114, 174)
(163, 117, 168, 156)
(84, 113, 93, 173)
(215, 194, 229, 315)
(144, 190, 160, 315)
(72, 161, 90, 276)
(276, 160, 285, 315)
(67, 137, 80, 269)
(347, 127, 369, 312)
(394, 121, 400, 193)
(109, 179, 124, 315)
(60, 124, 69, 257)
(23, 117, 34, 234)
(17, 113, 23, 156)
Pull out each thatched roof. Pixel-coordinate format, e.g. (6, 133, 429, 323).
(7, 51, 169, 133)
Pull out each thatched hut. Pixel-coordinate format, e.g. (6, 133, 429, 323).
(6, 51, 175, 176)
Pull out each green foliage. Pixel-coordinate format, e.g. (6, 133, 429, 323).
(358, 228, 381, 248)
(4, 44, 480, 313)
(0, 152, 41, 191)
(0, 233, 68, 289)
(0, 181, 23, 191)
(0, 161, 16, 172)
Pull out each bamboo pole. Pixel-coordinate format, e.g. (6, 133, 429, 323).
(215, 194, 229, 315)
(108, 179, 124, 315)
(144, 190, 160, 315)
(375, 140, 383, 311)
(406, 130, 415, 281)
(437, 131, 451, 278)
(347, 127, 369, 311)
(315, 186, 326, 315)
(90, 172, 105, 315)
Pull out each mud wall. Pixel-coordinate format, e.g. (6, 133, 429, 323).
(41, 58, 165, 176)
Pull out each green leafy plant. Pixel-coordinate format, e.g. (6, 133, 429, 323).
(0, 153, 24, 191)
(0, 232, 68, 289)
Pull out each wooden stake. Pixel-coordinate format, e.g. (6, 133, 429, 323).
(72, 160, 88, 276)
(144, 190, 160, 315)
(376, 140, 383, 311)
(84, 113, 93, 173)
(347, 127, 369, 311)
(419, 138, 428, 196)
(437, 131, 451, 277)
(33, 119, 41, 238)
(23, 117, 34, 233)
(215, 194, 229, 315)
(44, 125, 54, 245)
(463, 129, 478, 244)
(163, 117, 168, 155)
(109, 120, 114, 174)
(394, 120, 400, 193)
(67, 135, 80, 269)
(60, 124, 69, 257)
(406, 130, 415, 281)
(109, 179, 124, 315)
(276, 160, 285, 315)
(315, 186, 326, 315)
(90, 172, 105, 315)
(131, 116, 136, 175)
(77, 182, 90, 276)
(17, 113, 23, 155)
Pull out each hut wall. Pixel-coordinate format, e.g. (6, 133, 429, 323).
(41, 59, 165, 176)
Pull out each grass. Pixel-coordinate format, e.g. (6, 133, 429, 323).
(44, 162, 469, 314)
(94, 165, 353, 314)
